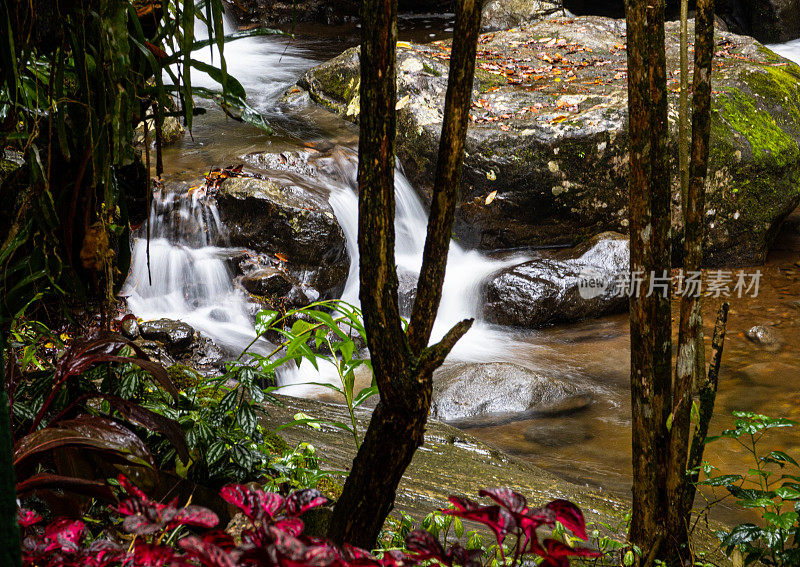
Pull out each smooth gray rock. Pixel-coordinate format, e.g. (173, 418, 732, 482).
(431, 362, 584, 423)
(484, 232, 629, 327)
(746, 325, 782, 350)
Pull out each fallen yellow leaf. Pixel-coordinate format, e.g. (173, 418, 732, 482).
(485, 190, 498, 205)
(395, 94, 410, 110)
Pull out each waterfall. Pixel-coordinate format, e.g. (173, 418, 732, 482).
(124, 17, 530, 393)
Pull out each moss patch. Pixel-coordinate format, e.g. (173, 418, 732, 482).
(716, 87, 800, 166)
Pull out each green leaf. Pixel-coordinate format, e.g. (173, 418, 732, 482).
(691, 399, 700, 425)
(776, 486, 800, 500)
(255, 310, 279, 334)
(231, 444, 254, 471)
(763, 451, 799, 468)
(763, 511, 798, 531)
(699, 474, 743, 487)
(237, 403, 258, 437)
(206, 440, 226, 465)
(720, 524, 762, 549)
(353, 385, 379, 407)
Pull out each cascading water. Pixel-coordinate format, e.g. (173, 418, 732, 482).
(767, 39, 800, 66)
(123, 13, 532, 392)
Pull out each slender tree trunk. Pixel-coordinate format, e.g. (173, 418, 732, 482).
(327, 0, 482, 549)
(666, 1, 715, 562)
(626, 0, 671, 562)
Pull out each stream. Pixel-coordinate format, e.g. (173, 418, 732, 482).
(122, 16, 800, 525)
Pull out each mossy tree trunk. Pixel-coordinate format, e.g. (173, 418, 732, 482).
(326, 0, 483, 550)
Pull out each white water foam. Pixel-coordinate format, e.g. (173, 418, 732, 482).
(125, 15, 532, 393)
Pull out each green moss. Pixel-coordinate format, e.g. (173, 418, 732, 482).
(716, 86, 800, 166)
(167, 363, 204, 391)
(263, 430, 291, 454)
(421, 62, 441, 77)
(742, 65, 800, 125)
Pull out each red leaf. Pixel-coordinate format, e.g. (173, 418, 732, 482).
(545, 499, 588, 540)
(44, 518, 85, 553)
(405, 529, 448, 564)
(180, 536, 241, 567)
(17, 473, 115, 502)
(171, 505, 219, 529)
(286, 488, 329, 516)
(479, 487, 527, 514)
(17, 508, 42, 527)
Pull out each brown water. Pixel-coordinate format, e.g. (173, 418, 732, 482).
(153, 24, 800, 528)
(465, 229, 800, 524)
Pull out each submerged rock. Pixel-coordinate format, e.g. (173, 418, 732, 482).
(431, 362, 586, 423)
(215, 176, 349, 298)
(745, 324, 783, 350)
(484, 232, 629, 327)
(295, 17, 800, 266)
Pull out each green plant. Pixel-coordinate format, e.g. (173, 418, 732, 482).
(243, 300, 378, 450)
(699, 411, 800, 565)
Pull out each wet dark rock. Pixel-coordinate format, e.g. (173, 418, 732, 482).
(241, 267, 295, 297)
(120, 318, 140, 340)
(134, 339, 176, 369)
(431, 362, 583, 423)
(746, 325, 782, 350)
(215, 176, 349, 297)
(717, 0, 800, 43)
(296, 17, 800, 266)
(139, 318, 195, 353)
(484, 232, 629, 328)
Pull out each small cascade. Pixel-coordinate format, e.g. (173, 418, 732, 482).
(121, 185, 265, 355)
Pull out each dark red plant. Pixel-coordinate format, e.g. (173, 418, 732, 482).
(18, 480, 600, 567)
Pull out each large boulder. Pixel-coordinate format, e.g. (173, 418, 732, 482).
(431, 361, 589, 424)
(215, 176, 349, 297)
(481, 0, 567, 31)
(294, 17, 800, 267)
(564, 0, 800, 43)
(484, 232, 629, 327)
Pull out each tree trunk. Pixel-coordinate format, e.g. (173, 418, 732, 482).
(666, 0, 716, 561)
(327, 0, 482, 549)
(625, 0, 672, 561)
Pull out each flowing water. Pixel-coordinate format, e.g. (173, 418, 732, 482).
(123, 18, 800, 523)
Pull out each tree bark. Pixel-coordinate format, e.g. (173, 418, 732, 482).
(626, 0, 672, 561)
(666, 1, 715, 561)
(327, 0, 481, 549)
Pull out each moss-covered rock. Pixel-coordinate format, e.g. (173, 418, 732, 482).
(294, 16, 800, 267)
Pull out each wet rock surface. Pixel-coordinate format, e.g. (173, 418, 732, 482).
(746, 324, 783, 350)
(431, 362, 588, 423)
(139, 318, 195, 352)
(481, 0, 567, 31)
(240, 267, 295, 297)
(215, 176, 349, 298)
(484, 232, 629, 327)
(134, 318, 227, 375)
(296, 17, 800, 266)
